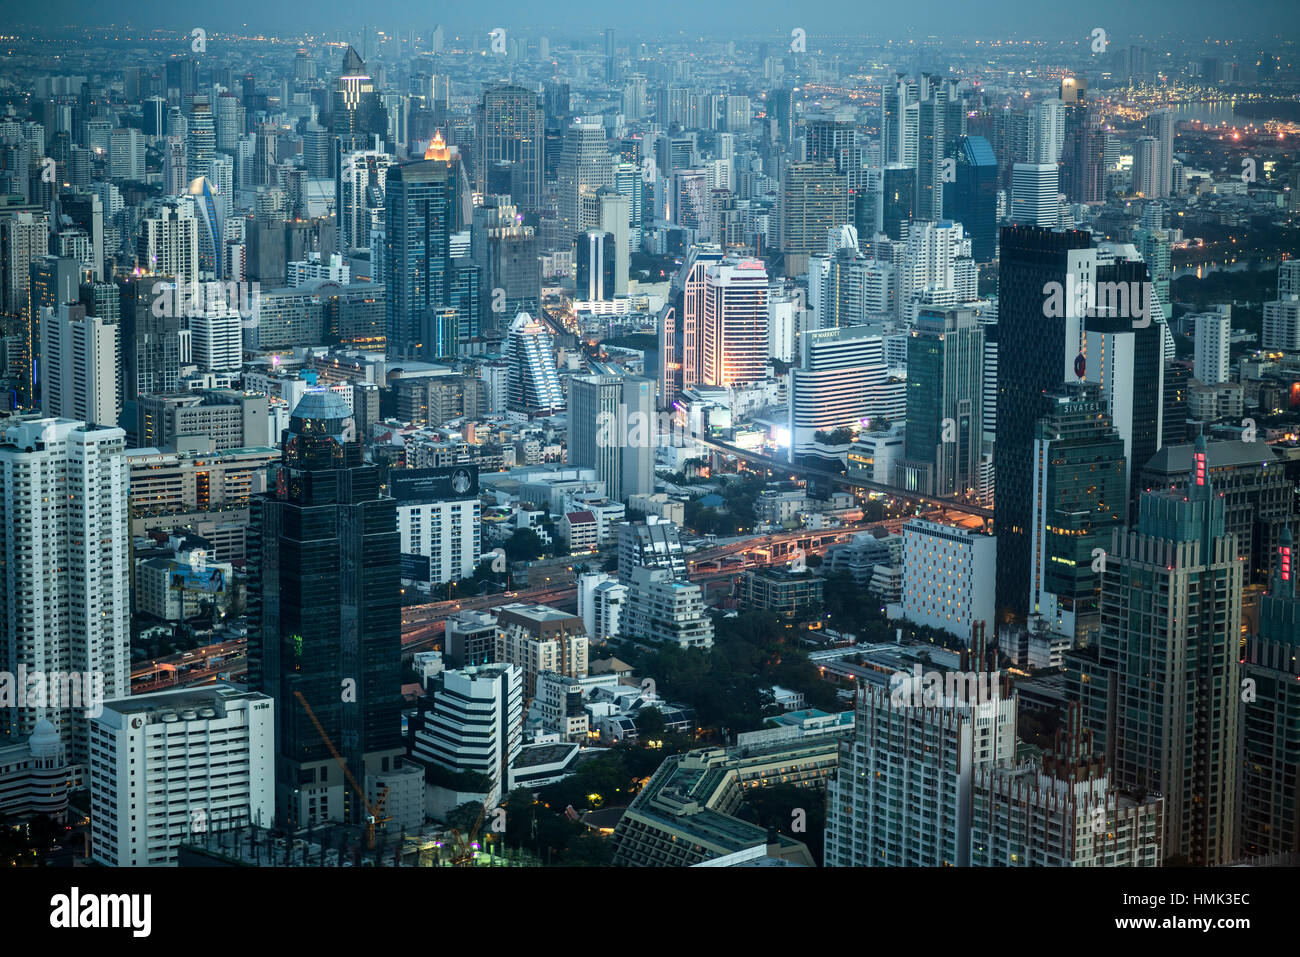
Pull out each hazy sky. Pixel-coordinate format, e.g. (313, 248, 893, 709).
(7, 0, 1299, 39)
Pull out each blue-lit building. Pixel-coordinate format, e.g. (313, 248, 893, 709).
(944, 135, 998, 263)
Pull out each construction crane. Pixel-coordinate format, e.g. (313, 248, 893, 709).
(293, 690, 391, 849)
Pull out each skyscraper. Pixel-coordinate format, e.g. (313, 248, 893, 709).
(1146, 110, 1175, 198)
(879, 163, 916, 241)
(556, 120, 613, 246)
(471, 195, 541, 334)
(1083, 284, 1165, 504)
(505, 312, 564, 418)
(568, 374, 654, 502)
(660, 245, 724, 404)
(1193, 309, 1231, 384)
(138, 203, 199, 287)
(1131, 136, 1159, 198)
(248, 390, 403, 827)
(1028, 385, 1127, 644)
(40, 302, 120, 427)
(702, 259, 769, 387)
(944, 135, 998, 262)
(187, 176, 226, 281)
(329, 46, 387, 139)
(0, 417, 130, 767)
(779, 162, 850, 256)
(993, 225, 1095, 621)
(383, 132, 464, 359)
(898, 306, 983, 498)
(603, 28, 617, 84)
(1240, 528, 1300, 857)
(576, 230, 616, 301)
(117, 275, 186, 401)
(1010, 163, 1059, 227)
(970, 705, 1164, 866)
(184, 96, 215, 191)
(25, 255, 81, 409)
(825, 660, 1016, 866)
(1082, 436, 1241, 865)
(336, 148, 393, 256)
(476, 85, 545, 215)
(788, 324, 885, 460)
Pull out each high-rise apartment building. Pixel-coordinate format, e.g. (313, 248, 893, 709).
(617, 517, 687, 584)
(779, 162, 850, 256)
(970, 706, 1164, 866)
(0, 418, 130, 767)
(1240, 528, 1300, 857)
(40, 302, 120, 427)
(1193, 308, 1231, 383)
(494, 604, 588, 697)
(825, 667, 1016, 866)
(139, 203, 199, 287)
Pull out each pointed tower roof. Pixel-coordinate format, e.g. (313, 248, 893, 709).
(341, 45, 366, 76)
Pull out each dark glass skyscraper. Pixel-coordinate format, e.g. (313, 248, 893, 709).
(993, 225, 1094, 622)
(329, 46, 388, 140)
(944, 135, 998, 262)
(880, 164, 915, 242)
(248, 390, 404, 828)
(1028, 384, 1127, 644)
(383, 133, 466, 359)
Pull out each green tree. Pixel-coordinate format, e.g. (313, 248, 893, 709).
(504, 528, 546, 562)
(444, 801, 486, 832)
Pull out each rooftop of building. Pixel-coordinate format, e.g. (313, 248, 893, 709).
(1143, 437, 1279, 475)
(512, 742, 579, 769)
(102, 685, 267, 717)
(290, 389, 353, 422)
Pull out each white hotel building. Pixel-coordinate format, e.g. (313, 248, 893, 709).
(702, 259, 769, 387)
(892, 519, 996, 639)
(89, 686, 274, 866)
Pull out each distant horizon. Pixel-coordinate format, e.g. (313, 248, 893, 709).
(5, 0, 1298, 42)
